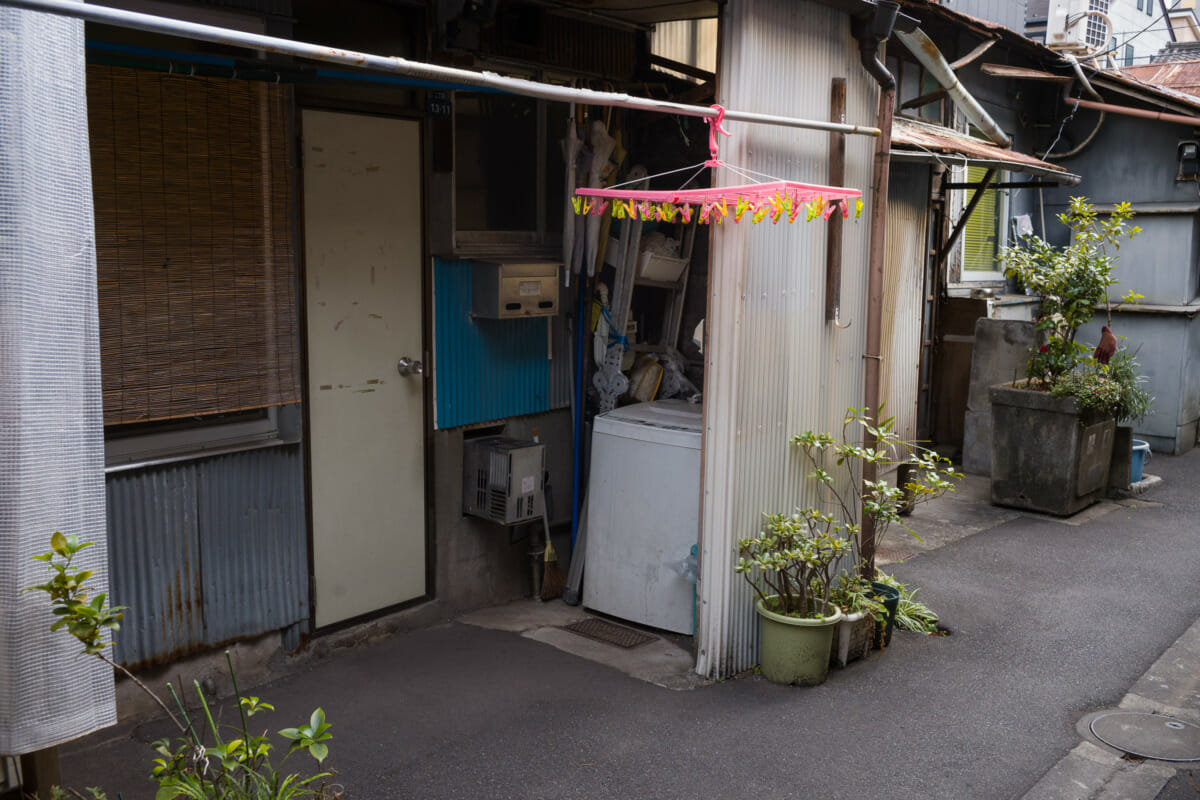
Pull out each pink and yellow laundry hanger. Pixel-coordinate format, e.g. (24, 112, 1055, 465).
(573, 105, 864, 226)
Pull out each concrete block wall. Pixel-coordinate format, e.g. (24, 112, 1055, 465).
(962, 318, 1039, 474)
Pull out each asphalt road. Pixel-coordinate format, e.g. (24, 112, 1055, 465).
(61, 449, 1200, 799)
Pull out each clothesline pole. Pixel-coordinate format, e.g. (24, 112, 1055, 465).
(0, 0, 881, 138)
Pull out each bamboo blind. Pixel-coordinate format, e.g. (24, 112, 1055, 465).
(88, 65, 300, 427)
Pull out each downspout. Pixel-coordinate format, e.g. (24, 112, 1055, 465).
(893, 27, 1012, 148)
(855, 0, 899, 581)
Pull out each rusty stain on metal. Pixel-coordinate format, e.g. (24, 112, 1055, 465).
(981, 63, 1072, 83)
(1121, 62, 1200, 102)
(368, 313, 382, 319)
(366, 379, 380, 384)
(355, 388, 376, 393)
(891, 118, 1067, 174)
(319, 384, 332, 390)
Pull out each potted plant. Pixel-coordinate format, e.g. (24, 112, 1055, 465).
(736, 511, 848, 685)
(791, 408, 959, 662)
(991, 198, 1142, 515)
(737, 409, 960, 682)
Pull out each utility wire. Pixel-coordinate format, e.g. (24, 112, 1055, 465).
(1091, 0, 1187, 60)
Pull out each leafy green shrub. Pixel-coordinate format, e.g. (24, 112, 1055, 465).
(26, 533, 338, 800)
(999, 197, 1141, 388)
(1050, 370, 1124, 425)
(736, 409, 961, 623)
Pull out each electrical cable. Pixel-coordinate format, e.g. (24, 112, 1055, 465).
(1089, 0, 1185, 60)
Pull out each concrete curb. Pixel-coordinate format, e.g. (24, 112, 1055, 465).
(1020, 616, 1200, 800)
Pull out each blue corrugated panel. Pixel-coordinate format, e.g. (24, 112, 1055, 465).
(434, 258, 552, 428)
(197, 445, 308, 645)
(105, 444, 308, 668)
(107, 464, 204, 668)
(549, 298, 574, 411)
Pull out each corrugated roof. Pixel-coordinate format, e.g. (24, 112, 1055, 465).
(899, 0, 1200, 115)
(891, 117, 1080, 183)
(1122, 61, 1200, 100)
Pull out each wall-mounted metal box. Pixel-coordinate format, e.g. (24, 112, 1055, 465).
(462, 436, 545, 525)
(471, 260, 560, 318)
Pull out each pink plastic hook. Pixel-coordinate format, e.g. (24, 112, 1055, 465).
(706, 104, 732, 167)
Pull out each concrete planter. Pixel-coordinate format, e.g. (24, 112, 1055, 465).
(989, 384, 1116, 516)
(755, 597, 842, 686)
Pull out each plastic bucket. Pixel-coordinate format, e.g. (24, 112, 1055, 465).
(1131, 439, 1151, 483)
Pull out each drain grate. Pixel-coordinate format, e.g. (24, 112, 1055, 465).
(1090, 712, 1200, 762)
(560, 618, 656, 649)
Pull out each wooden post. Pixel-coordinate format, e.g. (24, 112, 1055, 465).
(825, 78, 847, 322)
(19, 747, 62, 799)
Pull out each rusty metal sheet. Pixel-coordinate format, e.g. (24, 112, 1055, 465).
(106, 444, 308, 669)
(107, 463, 205, 668)
(1122, 63, 1200, 101)
(891, 117, 1075, 180)
(981, 63, 1072, 83)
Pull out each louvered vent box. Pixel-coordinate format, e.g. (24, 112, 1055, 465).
(462, 436, 545, 525)
(471, 261, 560, 318)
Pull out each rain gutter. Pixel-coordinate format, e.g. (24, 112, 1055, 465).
(893, 27, 1012, 148)
(0, 0, 882, 137)
(854, 0, 900, 581)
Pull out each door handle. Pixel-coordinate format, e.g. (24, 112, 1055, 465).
(397, 357, 424, 377)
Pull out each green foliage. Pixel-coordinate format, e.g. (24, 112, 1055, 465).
(1050, 370, 1125, 425)
(873, 571, 940, 635)
(827, 571, 886, 620)
(1106, 347, 1154, 424)
(736, 510, 852, 618)
(736, 409, 961, 622)
(999, 197, 1140, 386)
(24, 531, 126, 656)
(27, 536, 340, 800)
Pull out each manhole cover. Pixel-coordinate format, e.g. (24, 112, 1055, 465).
(1090, 712, 1200, 762)
(560, 618, 656, 649)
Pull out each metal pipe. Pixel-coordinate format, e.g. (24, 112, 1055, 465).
(1067, 93, 1200, 127)
(935, 168, 996, 268)
(0, 0, 882, 137)
(894, 27, 1012, 148)
(855, 0, 899, 581)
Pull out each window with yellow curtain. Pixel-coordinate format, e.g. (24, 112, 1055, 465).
(962, 165, 1006, 276)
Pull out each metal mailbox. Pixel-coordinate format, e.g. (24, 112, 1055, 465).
(471, 260, 560, 319)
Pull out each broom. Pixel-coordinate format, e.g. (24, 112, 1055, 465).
(540, 509, 566, 601)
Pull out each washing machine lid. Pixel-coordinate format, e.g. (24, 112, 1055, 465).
(594, 400, 703, 446)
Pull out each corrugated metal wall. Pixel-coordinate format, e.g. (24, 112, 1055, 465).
(433, 257, 559, 428)
(652, 18, 719, 75)
(696, 0, 880, 679)
(945, 0, 1027, 32)
(106, 445, 307, 667)
(880, 162, 931, 445)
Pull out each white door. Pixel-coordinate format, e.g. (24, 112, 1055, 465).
(302, 110, 426, 627)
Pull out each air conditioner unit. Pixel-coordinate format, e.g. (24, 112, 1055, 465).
(462, 436, 545, 525)
(1046, 0, 1109, 53)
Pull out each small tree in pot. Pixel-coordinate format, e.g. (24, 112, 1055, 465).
(736, 409, 960, 682)
(990, 198, 1144, 515)
(792, 408, 959, 660)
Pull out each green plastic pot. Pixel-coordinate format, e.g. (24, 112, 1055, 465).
(755, 597, 843, 686)
(870, 581, 901, 649)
